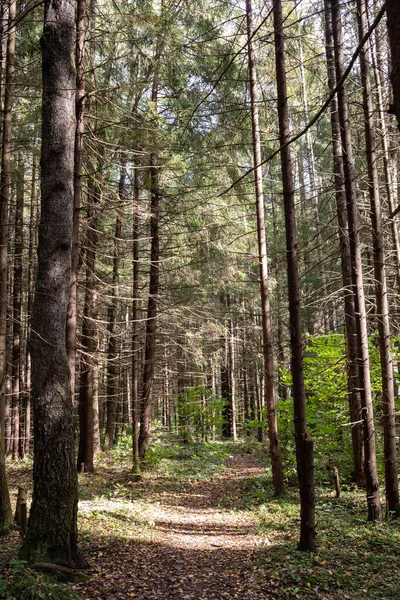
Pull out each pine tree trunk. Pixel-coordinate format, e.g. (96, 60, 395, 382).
(245, 0, 284, 494)
(104, 181, 123, 449)
(0, 0, 14, 531)
(297, 18, 329, 334)
(138, 133, 161, 457)
(66, 0, 87, 403)
(273, 0, 315, 551)
(370, 26, 400, 287)
(20, 0, 86, 567)
(11, 153, 23, 460)
(77, 178, 100, 473)
(357, 0, 399, 516)
(24, 157, 37, 457)
(229, 319, 237, 441)
(386, 0, 400, 130)
(132, 166, 140, 473)
(330, 0, 381, 521)
(324, 0, 365, 488)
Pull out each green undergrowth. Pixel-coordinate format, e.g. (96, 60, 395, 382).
(218, 445, 400, 600)
(4, 438, 400, 599)
(78, 437, 230, 502)
(248, 493, 400, 599)
(0, 560, 82, 600)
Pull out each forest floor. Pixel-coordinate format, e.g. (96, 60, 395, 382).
(2, 439, 400, 599)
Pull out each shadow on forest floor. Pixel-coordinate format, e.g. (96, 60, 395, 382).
(3, 443, 400, 600)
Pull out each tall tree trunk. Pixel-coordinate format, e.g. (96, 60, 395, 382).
(20, 0, 87, 567)
(104, 174, 123, 450)
(297, 18, 329, 334)
(131, 165, 140, 473)
(24, 156, 37, 457)
(370, 26, 400, 286)
(331, 0, 381, 521)
(77, 178, 100, 472)
(273, 0, 315, 551)
(229, 318, 237, 441)
(66, 0, 87, 402)
(138, 79, 161, 458)
(324, 0, 365, 488)
(357, 0, 399, 516)
(0, 0, 14, 531)
(11, 152, 23, 460)
(245, 0, 284, 494)
(386, 0, 400, 130)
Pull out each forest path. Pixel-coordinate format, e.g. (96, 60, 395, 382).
(78, 452, 275, 600)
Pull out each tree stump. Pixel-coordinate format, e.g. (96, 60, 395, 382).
(14, 486, 27, 536)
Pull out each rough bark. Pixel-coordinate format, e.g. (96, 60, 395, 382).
(0, 0, 14, 531)
(131, 165, 140, 473)
(357, 0, 399, 516)
(20, 0, 86, 567)
(66, 0, 87, 402)
(386, 0, 400, 129)
(370, 26, 400, 287)
(245, 0, 284, 494)
(273, 0, 315, 551)
(138, 106, 160, 458)
(104, 176, 123, 450)
(324, 0, 365, 488)
(331, 0, 381, 521)
(229, 319, 237, 441)
(77, 178, 100, 473)
(11, 153, 23, 459)
(24, 157, 37, 457)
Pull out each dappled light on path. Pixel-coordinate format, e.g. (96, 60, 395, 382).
(77, 454, 276, 599)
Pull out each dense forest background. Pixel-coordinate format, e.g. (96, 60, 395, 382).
(0, 0, 400, 582)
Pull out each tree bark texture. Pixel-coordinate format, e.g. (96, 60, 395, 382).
(138, 138, 160, 457)
(104, 175, 123, 450)
(11, 153, 23, 459)
(20, 0, 86, 567)
(324, 0, 365, 488)
(357, 0, 399, 515)
(77, 178, 100, 472)
(386, 0, 400, 130)
(131, 165, 140, 473)
(0, 0, 14, 531)
(245, 0, 284, 495)
(273, 0, 316, 551)
(331, 0, 381, 521)
(66, 0, 87, 402)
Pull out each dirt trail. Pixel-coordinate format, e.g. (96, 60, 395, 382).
(78, 454, 273, 600)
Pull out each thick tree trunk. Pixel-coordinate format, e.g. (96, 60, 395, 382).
(331, 0, 381, 521)
(357, 0, 399, 516)
(66, 0, 87, 402)
(324, 0, 365, 488)
(273, 0, 315, 551)
(386, 0, 400, 130)
(20, 0, 86, 567)
(245, 0, 284, 494)
(0, 0, 14, 531)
